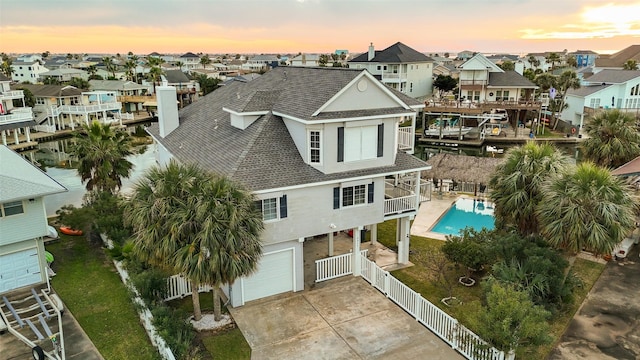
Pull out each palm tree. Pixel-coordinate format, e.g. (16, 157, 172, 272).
(102, 56, 116, 78)
(566, 56, 578, 68)
(1, 57, 12, 77)
(538, 162, 637, 256)
(147, 66, 163, 93)
(125, 161, 263, 321)
(545, 52, 561, 70)
(200, 55, 211, 69)
(623, 60, 638, 70)
(551, 70, 581, 130)
(489, 142, 570, 236)
(130, 55, 140, 83)
(175, 61, 184, 71)
(528, 55, 541, 70)
(581, 109, 640, 168)
(124, 60, 136, 82)
(86, 64, 98, 80)
(72, 121, 134, 194)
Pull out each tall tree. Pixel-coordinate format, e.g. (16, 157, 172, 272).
(498, 60, 515, 71)
(124, 60, 136, 82)
(175, 61, 184, 71)
(0, 56, 12, 77)
(528, 55, 541, 69)
(130, 55, 140, 83)
(68, 77, 91, 90)
(551, 70, 581, 130)
(538, 162, 637, 256)
(200, 55, 211, 69)
(433, 75, 458, 98)
(545, 52, 561, 70)
(195, 74, 220, 96)
(71, 121, 134, 194)
(489, 142, 569, 236)
(581, 109, 640, 168)
(566, 56, 578, 68)
(125, 161, 264, 321)
(102, 56, 116, 78)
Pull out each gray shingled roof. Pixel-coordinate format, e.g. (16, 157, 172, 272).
(164, 70, 190, 84)
(0, 146, 67, 202)
(349, 42, 433, 63)
(180, 52, 199, 58)
(11, 84, 82, 97)
(488, 71, 537, 88)
(89, 80, 150, 91)
(584, 70, 640, 84)
(147, 67, 429, 191)
(595, 45, 640, 67)
(567, 84, 610, 97)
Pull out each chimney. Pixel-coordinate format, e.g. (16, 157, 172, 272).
(157, 86, 179, 138)
(368, 42, 375, 61)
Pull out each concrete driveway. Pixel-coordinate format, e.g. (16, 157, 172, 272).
(229, 276, 463, 360)
(550, 246, 640, 359)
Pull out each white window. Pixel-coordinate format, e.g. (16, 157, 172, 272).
(589, 98, 600, 108)
(1, 201, 24, 217)
(258, 195, 287, 222)
(36, 98, 46, 105)
(344, 125, 378, 162)
(333, 183, 374, 209)
(309, 130, 321, 164)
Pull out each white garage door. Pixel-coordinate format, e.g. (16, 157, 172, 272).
(243, 248, 294, 303)
(0, 248, 42, 294)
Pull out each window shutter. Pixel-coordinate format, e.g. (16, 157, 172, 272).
(279, 195, 288, 219)
(368, 182, 374, 203)
(333, 187, 340, 209)
(254, 200, 262, 212)
(337, 127, 344, 162)
(377, 123, 384, 157)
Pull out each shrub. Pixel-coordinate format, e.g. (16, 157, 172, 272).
(442, 227, 494, 281)
(130, 268, 169, 306)
(151, 305, 197, 359)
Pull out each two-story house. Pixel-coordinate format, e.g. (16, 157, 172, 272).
(0, 145, 67, 295)
(12, 84, 123, 132)
(0, 74, 36, 147)
(568, 50, 599, 68)
(10, 61, 49, 84)
(147, 66, 429, 306)
(349, 42, 434, 99)
(244, 55, 280, 71)
(561, 70, 640, 128)
(89, 79, 153, 113)
(289, 54, 322, 67)
(179, 52, 201, 70)
(595, 45, 640, 71)
(40, 68, 89, 83)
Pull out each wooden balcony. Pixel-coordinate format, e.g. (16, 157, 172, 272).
(118, 95, 154, 103)
(424, 100, 542, 115)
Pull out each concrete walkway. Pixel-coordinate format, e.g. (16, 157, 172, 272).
(229, 276, 463, 360)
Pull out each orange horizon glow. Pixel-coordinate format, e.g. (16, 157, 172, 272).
(2, 2, 639, 55)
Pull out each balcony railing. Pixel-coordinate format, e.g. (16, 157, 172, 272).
(0, 90, 24, 101)
(58, 102, 122, 114)
(459, 79, 488, 86)
(398, 126, 413, 151)
(0, 107, 33, 124)
(384, 195, 417, 216)
(118, 95, 154, 103)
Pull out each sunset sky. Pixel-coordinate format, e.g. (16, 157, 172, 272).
(1, 0, 639, 56)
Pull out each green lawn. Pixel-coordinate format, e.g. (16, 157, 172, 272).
(46, 234, 159, 360)
(374, 219, 606, 359)
(169, 293, 251, 359)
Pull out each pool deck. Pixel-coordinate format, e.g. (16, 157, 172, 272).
(411, 193, 492, 241)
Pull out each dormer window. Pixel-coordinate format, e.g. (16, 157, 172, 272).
(309, 130, 321, 164)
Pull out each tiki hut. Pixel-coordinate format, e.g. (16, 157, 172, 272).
(424, 153, 504, 189)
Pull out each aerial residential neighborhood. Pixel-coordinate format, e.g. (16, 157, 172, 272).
(2, 1, 640, 360)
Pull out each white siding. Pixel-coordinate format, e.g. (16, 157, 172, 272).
(0, 199, 48, 246)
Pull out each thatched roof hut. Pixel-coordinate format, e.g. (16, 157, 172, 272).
(424, 153, 504, 184)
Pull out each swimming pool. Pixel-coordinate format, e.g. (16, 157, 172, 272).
(430, 197, 495, 236)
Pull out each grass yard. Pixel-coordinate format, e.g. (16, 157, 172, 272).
(169, 293, 251, 359)
(374, 219, 606, 359)
(46, 234, 159, 360)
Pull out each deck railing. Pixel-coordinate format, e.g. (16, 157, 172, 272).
(384, 195, 417, 216)
(315, 250, 368, 283)
(398, 126, 413, 150)
(360, 254, 505, 360)
(0, 108, 33, 124)
(165, 275, 213, 301)
(0, 90, 24, 100)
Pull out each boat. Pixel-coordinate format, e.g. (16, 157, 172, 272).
(486, 145, 504, 154)
(46, 225, 59, 239)
(59, 226, 83, 236)
(424, 117, 472, 139)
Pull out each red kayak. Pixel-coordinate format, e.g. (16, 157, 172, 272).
(59, 226, 83, 236)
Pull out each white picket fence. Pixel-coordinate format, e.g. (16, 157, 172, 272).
(165, 274, 213, 301)
(315, 250, 368, 283)
(359, 254, 505, 360)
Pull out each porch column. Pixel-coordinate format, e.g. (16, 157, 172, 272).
(25, 127, 31, 142)
(370, 223, 378, 245)
(397, 216, 411, 264)
(1, 130, 7, 146)
(352, 226, 362, 276)
(13, 130, 19, 145)
(328, 231, 334, 257)
(85, 114, 90, 126)
(414, 171, 421, 206)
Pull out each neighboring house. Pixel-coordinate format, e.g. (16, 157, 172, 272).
(16, 54, 43, 63)
(244, 55, 280, 71)
(0, 73, 36, 147)
(0, 145, 67, 295)
(457, 53, 538, 103)
(11, 84, 123, 132)
(179, 52, 201, 70)
(561, 70, 640, 126)
(148, 52, 175, 64)
(595, 45, 640, 71)
(524, 52, 554, 72)
(220, 73, 261, 86)
(456, 50, 476, 61)
(40, 68, 89, 83)
(89, 79, 152, 113)
(349, 42, 435, 99)
(569, 50, 599, 68)
(147, 66, 429, 306)
(432, 63, 459, 79)
(10, 61, 49, 83)
(289, 54, 322, 67)
(162, 70, 199, 108)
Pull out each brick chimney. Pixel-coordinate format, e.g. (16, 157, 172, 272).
(368, 43, 375, 61)
(156, 86, 179, 138)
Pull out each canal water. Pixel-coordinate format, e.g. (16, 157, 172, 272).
(20, 126, 158, 217)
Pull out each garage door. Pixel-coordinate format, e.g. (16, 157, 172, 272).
(243, 248, 294, 303)
(0, 248, 42, 294)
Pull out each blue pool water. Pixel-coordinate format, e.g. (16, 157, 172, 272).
(431, 197, 495, 236)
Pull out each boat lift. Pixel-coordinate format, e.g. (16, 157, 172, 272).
(0, 286, 66, 360)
